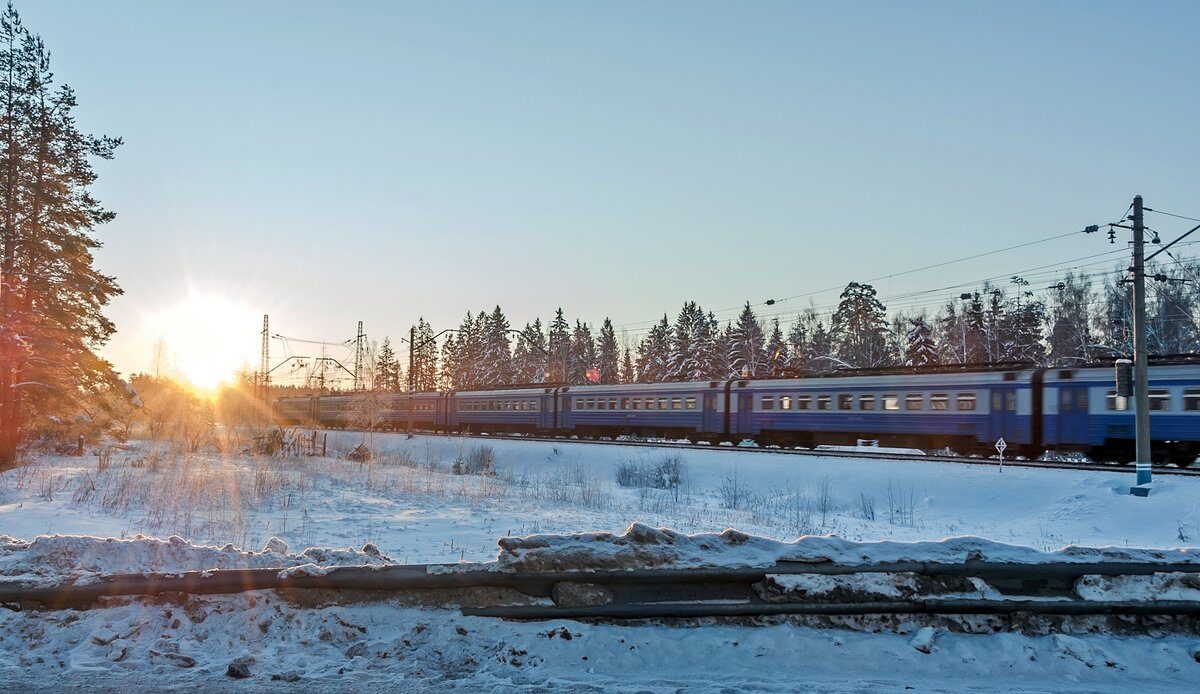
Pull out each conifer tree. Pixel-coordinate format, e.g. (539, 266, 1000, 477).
(763, 318, 789, 377)
(830, 282, 890, 368)
(512, 319, 547, 383)
(375, 337, 401, 391)
(411, 318, 438, 391)
(668, 302, 698, 382)
(570, 320, 596, 384)
(693, 310, 722, 379)
(620, 347, 636, 383)
(727, 302, 766, 378)
(1046, 272, 1094, 366)
(1, 5, 122, 466)
(904, 317, 939, 367)
(596, 317, 620, 384)
(480, 305, 513, 386)
(636, 315, 672, 382)
(547, 308, 570, 383)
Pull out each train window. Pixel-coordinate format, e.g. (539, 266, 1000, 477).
(671, 397, 682, 410)
(1149, 389, 1171, 411)
(930, 394, 949, 411)
(574, 398, 583, 409)
(631, 398, 641, 410)
(956, 393, 977, 411)
(645, 398, 656, 410)
(779, 395, 792, 410)
(905, 394, 923, 411)
(620, 398, 630, 409)
(991, 392, 1001, 411)
(883, 394, 899, 411)
(837, 394, 853, 410)
(762, 396, 775, 410)
(1060, 389, 1072, 412)
(859, 395, 875, 411)
(532, 401, 539, 411)
(1105, 390, 1129, 411)
(659, 398, 669, 410)
(1006, 392, 1016, 411)
(796, 395, 811, 410)
(685, 396, 697, 410)
(610, 399, 618, 410)
(1185, 389, 1200, 411)
(817, 395, 831, 411)
(597, 399, 607, 410)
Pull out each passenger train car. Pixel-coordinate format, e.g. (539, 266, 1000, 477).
(272, 360, 1200, 466)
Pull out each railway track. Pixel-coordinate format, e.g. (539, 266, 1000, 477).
(6, 559, 1199, 630)
(325, 428, 1200, 477)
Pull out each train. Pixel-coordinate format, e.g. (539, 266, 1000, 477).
(272, 359, 1200, 466)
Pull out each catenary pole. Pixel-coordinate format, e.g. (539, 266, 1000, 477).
(1131, 195, 1152, 490)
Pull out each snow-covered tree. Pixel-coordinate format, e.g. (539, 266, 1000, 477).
(596, 318, 620, 384)
(830, 282, 890, 368)
(512, 319, 547, 383)
(904, 317, 938, 367)
(763, 318, 789, 377)
(1046, 272, 1095, 365)
(479, 305, 513, 386)
(727, 303, 766, 378)
(636, 315, 672, 382)
(547, 308, 571, 383)
(1, 5, 123, 466)
(570, 320, 596, 384)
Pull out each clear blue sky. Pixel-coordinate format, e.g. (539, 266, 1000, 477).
(20, 1, 1200, 385)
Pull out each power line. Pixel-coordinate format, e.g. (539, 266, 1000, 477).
(1146, 207, 1200, 224)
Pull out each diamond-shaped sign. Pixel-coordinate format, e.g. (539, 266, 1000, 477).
(995, 438, 1007, 454)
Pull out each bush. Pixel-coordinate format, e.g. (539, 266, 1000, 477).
(452, 445, 496, 476)
(615, 454, 686, 490)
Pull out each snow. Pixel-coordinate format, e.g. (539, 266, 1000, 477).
(1, 433, 1199, 691)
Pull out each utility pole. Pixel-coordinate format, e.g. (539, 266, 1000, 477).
(260, 314, 270, 406)
(1130, 195, 1152, 493)
(353, 320, 365, 391)
(408, 324, 415, 434)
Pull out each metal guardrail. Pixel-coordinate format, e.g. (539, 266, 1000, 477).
(4, 560, 1200, 621)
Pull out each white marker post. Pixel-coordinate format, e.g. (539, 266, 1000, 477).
(995, 437, 1007, 472)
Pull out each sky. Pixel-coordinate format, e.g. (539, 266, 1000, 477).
(17, 1, 1200, 388)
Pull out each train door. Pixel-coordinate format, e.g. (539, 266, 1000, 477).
(737, 393, 755, 436)
(702, 393, 720, 433)
(1058, 386, 1089, 445)
(989, 388, 1017, 442)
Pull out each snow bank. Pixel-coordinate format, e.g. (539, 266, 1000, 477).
(0, 534, 394, 588)
(495, 523, 1200, 572)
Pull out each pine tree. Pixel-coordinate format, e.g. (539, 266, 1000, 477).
(830, 283, 890, 368)
(763, 318, 789, 377)
(411, 318, 438, 391)
(669, 302, 700, 382)
(547, 308, 570, 383)
(904, 317, 938, 367)
(513, 319, 547, 383)
(596, 317, 620, 385)
(1, 6, 122, 466)
(375, 337, 401, 391)
(480, 305, 513, 386)
(636, 315, 672, 382)
(727, 303, 766, 378)
(620, 347, 636, 383)
(694, 310, 722, 379)
(570, 320, 596, 384)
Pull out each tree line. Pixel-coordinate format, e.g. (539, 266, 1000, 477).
(352, 264, 1200, 393)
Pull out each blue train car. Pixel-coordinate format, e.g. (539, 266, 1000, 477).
(1043, 364, 1200, 465)
(449, 387, 555, 433)
(731, 369, 1038, 453)
(557, 381, 720, 438)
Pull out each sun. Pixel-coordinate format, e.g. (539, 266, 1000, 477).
(145, 288, 259, 390)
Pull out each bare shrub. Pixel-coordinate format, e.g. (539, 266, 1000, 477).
(452, 445, 496, 476)
(886, 480, 917, 525)
(616, 454, 686, 492)
(718, 466, 746, 510)
(857, 492, 876, 521)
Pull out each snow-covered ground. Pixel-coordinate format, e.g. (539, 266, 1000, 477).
(1, 432, 1199, 691)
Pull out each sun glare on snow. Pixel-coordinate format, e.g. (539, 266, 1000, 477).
(146, 289, 258, 390)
